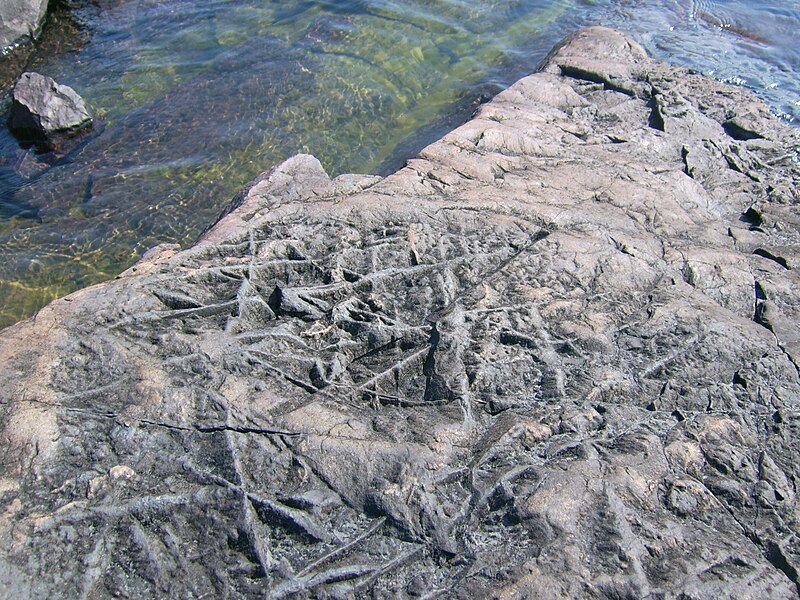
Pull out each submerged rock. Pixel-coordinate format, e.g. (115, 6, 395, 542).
(0, 0, 48, 51)
(0, 27, 798, 598)
(8, 71, 92, 149)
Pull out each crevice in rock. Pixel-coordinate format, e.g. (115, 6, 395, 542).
(139, 418, 300, 437)
(753, 281, 772, 331)
(646, 93, 666, 132)
(777, 344, 800, 383)
(250, 495, 333, 543)
(722, 151, 745, 175)
(723, 120, 765, 142)
(681, 146, 694, 179)
(153, 289, 203, 310)
(753, 248, 790, 270)
(499, 329, 538, 350)
(764, 541, 800, 594)
(681, 263, 696, 287)
(195, 424, 301, 437)
(732, 371, 748, 389)
(294, 517, 386, 579)
(247, 350, 321, 394)
(706, 486, 800, 594)
(740, 207, 765, 231)
(422, 323, 455, 403)
(60, 407, 301, 439)
(558, 65, 636, 97)
(159, 300, 239, 320)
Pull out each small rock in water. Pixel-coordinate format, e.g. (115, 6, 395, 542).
(8, 71, 93, 149)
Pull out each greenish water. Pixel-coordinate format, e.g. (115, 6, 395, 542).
(0, 0, 798, 328)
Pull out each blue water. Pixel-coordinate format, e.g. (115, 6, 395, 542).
(0, 0, 797, 327)
(581, 0, 800, 123)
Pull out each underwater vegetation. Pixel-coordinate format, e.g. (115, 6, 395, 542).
(1, 0, 798, 328)
(0, 0, 568, 328)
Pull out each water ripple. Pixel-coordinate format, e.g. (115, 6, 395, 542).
(0, 0, 796, 327)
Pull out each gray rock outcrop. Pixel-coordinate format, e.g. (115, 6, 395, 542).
(0, 0, 48, 51)
(8, 71, 92, 148)
(0, 27, 798, 598)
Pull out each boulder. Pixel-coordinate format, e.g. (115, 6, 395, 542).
(0, 27, 798, 598)
(0, 0, 49, 51)
(7, 71, 92, 148)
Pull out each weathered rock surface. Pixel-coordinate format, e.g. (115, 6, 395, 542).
(0, 0, 48, 51)
(8, 71, 92, 148)
(1, 27, 799, 598)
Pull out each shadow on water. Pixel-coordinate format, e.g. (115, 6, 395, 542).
(0, 162, 40, 219)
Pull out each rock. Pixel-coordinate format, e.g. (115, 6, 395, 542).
(0, 27, 799, 598)
(0, 0, 48, 51)
(7, 71, 93, 149)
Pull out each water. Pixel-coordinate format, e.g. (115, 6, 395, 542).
(0, 0, 797, 329)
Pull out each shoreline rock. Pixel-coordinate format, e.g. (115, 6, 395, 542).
(0, 27, 798, 598)
(0, 0, 49, 53)
(7, 71, 93, 150)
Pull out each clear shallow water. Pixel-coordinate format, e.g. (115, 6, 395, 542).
(0, 0, 797, 328)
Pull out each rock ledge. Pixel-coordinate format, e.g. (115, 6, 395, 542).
(0, 27, 798, 599)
